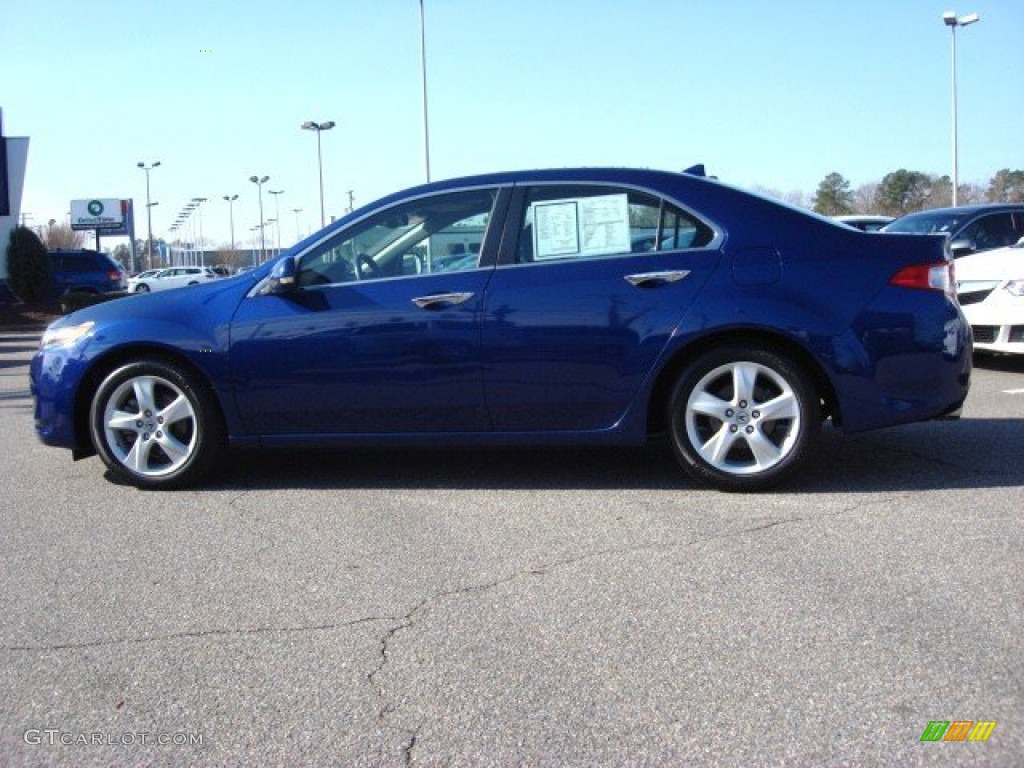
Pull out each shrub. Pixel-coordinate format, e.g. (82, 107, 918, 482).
(6, 226, 53, 302)
(60, 290, 130, 314)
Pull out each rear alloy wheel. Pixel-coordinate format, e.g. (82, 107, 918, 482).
(135, 284, 150, 293)
(668, 345, 819, 491)
(89, 359, 225, 489)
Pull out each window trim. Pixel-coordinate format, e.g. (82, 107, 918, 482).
(280, 184, 512, 291)
(496, 180, 723, 268)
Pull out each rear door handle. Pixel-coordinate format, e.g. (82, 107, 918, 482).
(624, 270, 690, 287)
(411, 291, 475, 309)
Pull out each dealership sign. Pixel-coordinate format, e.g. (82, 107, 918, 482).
(71, 198, 126, 231)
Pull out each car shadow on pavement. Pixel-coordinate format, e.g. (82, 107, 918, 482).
(207, 417, 1024, 494)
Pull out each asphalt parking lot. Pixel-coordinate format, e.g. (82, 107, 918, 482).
(0, 328, 1020, 767)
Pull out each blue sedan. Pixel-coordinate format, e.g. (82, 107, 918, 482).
(30, 167, 971, 491)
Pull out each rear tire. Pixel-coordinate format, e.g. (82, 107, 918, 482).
(89, 359, 225, 489)
(668, 345, 819, 491)
(135, 284, 150, 293)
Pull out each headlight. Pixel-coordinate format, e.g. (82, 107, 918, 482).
(40, 321, 95, 349)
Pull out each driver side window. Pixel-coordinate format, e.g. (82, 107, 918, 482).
(297, 189, 498, 287)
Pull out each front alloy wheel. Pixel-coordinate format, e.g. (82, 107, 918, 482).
(90, 359, 225, 489)
(668, 346, 819, 491)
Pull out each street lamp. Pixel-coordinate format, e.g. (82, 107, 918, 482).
(223, 194, 239, 252)
(268, 189, 284, 256)
(942, 10, 980, 207)
(292, 207, 303, 244)
(249, 175, 269, 261)
(301, 120, 335, 227)
(138, 161, 161, 270)
(191, 198, 208, 266)
(419, 0, 431, 182)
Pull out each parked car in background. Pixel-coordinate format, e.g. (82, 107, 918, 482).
(31, 166, 971, 492)
(126, 269, 166, 292)
(882, 204, 1024, 256)
(48, 250, 127, 296)
(833, 215, 893, 232)
(130, 266, 221, 293)
(955, 239, 1024, 355)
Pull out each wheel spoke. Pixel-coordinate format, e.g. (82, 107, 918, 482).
(126, 435, 156, 473)
(731, 363, 759, 404)
(107, 408, 141, 432)
(688, 390, 732, 420)
(159, 394, 193, 427)
(757, 390, 799, 422)
(745, 429, 784, 469)
(698, 424, 741, 466)
(156, 431, 190, 464)
(132, 378, 158, 415)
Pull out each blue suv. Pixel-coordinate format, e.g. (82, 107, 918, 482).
(48, 250, 127, 296)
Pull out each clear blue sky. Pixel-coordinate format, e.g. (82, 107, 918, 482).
(2, 0, 1022, 249)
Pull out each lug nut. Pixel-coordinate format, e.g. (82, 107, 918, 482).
(729, 424, 739, 433)
(752, 410, 760, 419)
(725, 409, 734, 417)
(746, 426, 755, 434)
(739, 400, 748, 408)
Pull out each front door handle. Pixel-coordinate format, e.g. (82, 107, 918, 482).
(624, 270, 691, 287)
(411, 291, 475, 309)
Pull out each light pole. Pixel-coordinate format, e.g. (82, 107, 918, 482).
(191, 198, 208, 265)
(292, 207, 303, 244)
(249, 175, 269, 261)
(942, 11, 979, 207)
(223, 194, 238, 252)
(268, 189, 284, 255)
(301, 120, 335, 227)
(138, 161, 161, 270)
(419, 0, 432, 182)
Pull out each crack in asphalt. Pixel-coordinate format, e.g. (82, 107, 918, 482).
(1, 614, 398, 653)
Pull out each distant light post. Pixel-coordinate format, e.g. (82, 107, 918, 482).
(266, 218, 277, 258)
(268, 189, 284, 255)
(222, 194, 239, 252)
(138, 161, 161, 270)
(249, 175, 269, 261)
(942, 10, 980, 207)
(301, 120, 335, 227)
(292, 207, 303, 244)
(191, 198, 207, 265)
(419, 0, 432, 182)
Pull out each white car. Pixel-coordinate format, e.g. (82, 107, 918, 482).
(955, 241, 1024, 355)
(126, 269, 167, 292)
(130, 266, 220, 293)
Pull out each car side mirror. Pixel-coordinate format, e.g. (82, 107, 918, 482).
(949, 237, 975, 255)
(265, 257, 298, 295)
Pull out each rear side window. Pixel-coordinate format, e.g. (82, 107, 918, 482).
(516, 184, 713, 263)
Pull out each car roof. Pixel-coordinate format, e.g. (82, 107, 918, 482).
(894, 203, 1024, 219)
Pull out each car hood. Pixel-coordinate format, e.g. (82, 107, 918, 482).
(955, 245, 1024, 281)
(45, 272, 261, 335)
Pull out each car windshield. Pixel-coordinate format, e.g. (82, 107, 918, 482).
(883, 210, 973, 235)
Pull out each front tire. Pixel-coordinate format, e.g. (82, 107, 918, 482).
(668, 345, 819, 491)
(89, 359, 225, 489)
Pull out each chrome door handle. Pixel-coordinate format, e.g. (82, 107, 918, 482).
(411, 291, 475, 309)
(624, 270, 691, 287)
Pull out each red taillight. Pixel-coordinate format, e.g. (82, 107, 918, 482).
(889, 261, 954, 297)
(107, 269, 122, 281)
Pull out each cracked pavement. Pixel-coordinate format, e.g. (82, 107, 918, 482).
(1, 331, 1021, 766)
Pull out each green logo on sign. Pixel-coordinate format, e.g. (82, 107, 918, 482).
(87, 200, 104, 216)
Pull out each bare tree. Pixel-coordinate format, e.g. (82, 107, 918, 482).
(35, 221, 84, 249)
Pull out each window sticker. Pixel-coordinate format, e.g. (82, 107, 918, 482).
(531, 194, 631, 260)
(534, 201, 580, 259)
